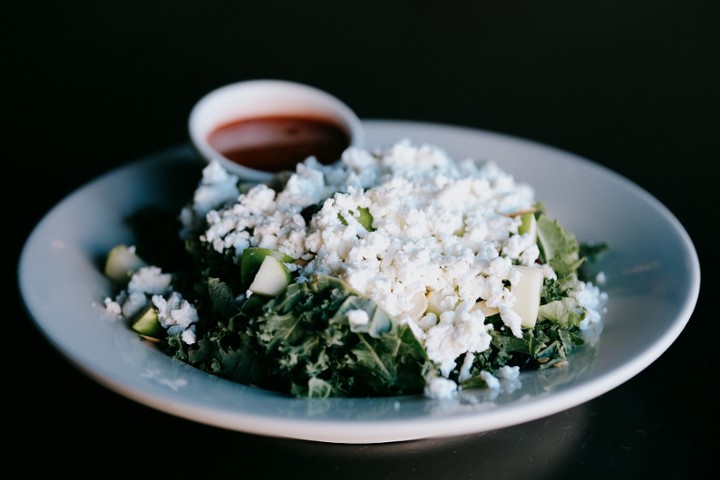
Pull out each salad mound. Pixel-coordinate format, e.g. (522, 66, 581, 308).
(103, 139, 608, 399)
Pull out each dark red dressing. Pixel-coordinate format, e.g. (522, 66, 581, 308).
(207, 115, 351, 172)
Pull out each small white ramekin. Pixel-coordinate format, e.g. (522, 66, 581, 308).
(188, 79, 364, 181)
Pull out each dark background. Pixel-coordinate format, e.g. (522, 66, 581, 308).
(7, 1, 715, 478)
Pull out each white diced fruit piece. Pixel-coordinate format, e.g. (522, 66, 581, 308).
(406, 291, 429, 320)
(104, 244, 147, 285)
(240, 247, 294, 288)
(511, 265, 544, 328)
(248, 255, 291, 296)
(471, 300, 499, 318)
(425, 290, 450, 315)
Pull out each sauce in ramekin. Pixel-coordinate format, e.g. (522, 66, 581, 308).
(207, 115, 351, 172)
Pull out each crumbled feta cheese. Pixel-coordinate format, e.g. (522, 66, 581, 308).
(152, 292, 199, 338)
(574, 280, 609, 330)
(458, 352, 475, 382)
(347, 309, 369, 328)
(497, 365, 520, 381)
(104, 288, 148, 320)
(480, 370, 500, 390)
(424, 301, 493, 377)
(425, 376, 458, 399)
(103, 297, 122, 316)
(181, 325, 197, 345)
(127, 266, 172, 295)
(121, 291, 148, 319)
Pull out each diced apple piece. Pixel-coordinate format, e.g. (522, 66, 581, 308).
(425, 290, 448, 315)
(131, 305, 164, 338)
(248, 255, 291, 296)
(518, 211, 537, 241)
(104, 244, 147, 285)
(406, 291, 429, 320)
(471, 300, 500, 318)
(511, 265, 544, 328)
(240, 247, 294, 288)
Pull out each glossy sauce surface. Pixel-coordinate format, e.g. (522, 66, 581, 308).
(207, 115, 351, 172)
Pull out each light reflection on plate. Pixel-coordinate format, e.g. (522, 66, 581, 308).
(18, 120, 700, 444)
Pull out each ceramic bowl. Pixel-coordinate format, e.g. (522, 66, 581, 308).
(188, 79, 364, 181)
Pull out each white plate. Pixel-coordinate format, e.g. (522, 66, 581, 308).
(18, 120, 700, 444)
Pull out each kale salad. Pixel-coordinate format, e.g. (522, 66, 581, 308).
(103, 139, 608, 399)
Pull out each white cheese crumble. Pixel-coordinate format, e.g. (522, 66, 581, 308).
(152, 292, 199, 338)
(424, 376, 458, 399)
(127, 266, 172, 295)
(347, 309, 370, 328)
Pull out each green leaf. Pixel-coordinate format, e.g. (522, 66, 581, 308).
(338, 207, 374, 231)
(536, 214, 583, 279)
(207, 277, 238, 321)
(538, 298, 585, 328)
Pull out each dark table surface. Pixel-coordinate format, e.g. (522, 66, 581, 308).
(8, 1, 715, 478)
